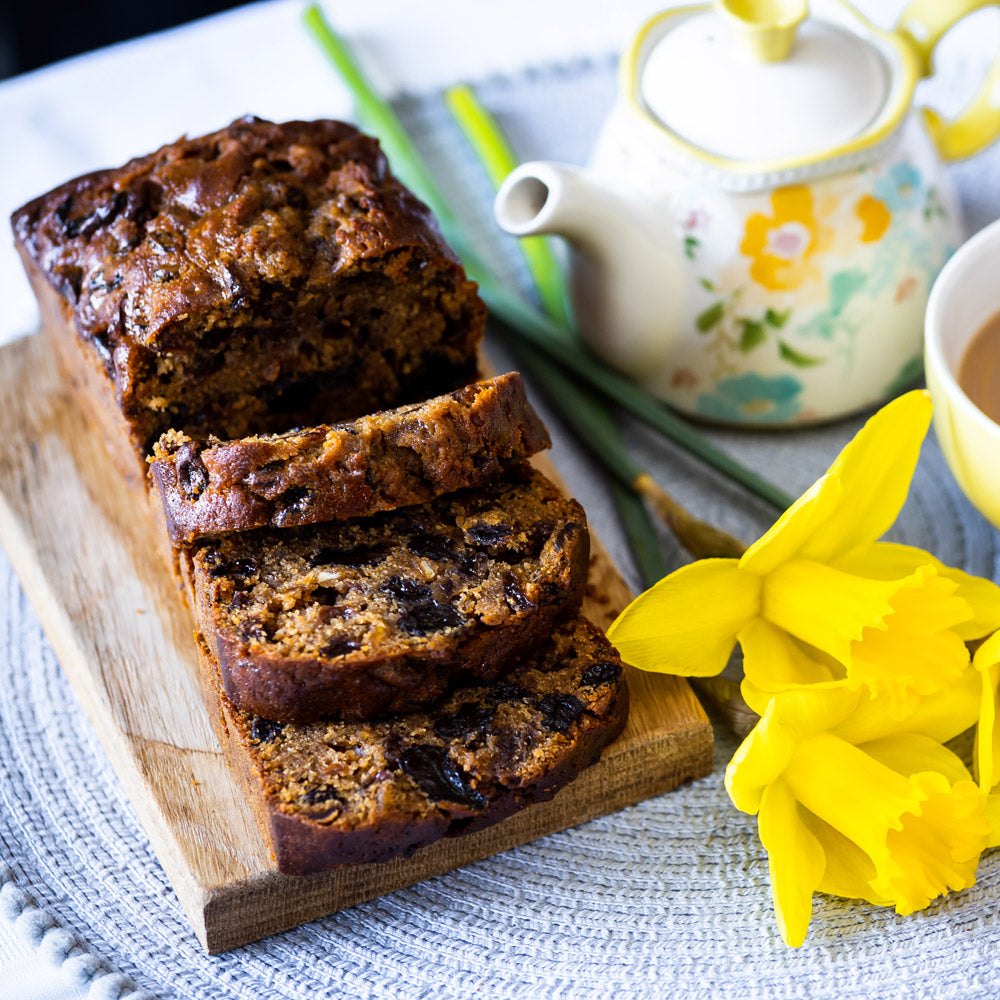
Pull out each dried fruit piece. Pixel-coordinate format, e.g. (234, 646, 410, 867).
(539, 693, 585, 733)
(399, 746, 486, 809)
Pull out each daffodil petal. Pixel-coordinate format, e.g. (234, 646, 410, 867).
(738, 619, 842, 705)
(785, 732, 923, 857)
(835, 542, 1000, 640)
(740, 670, 853, 725)
(985, 792, 1000, 848)
(973, 630, 1000, 791)
(948, 570, 1000, 640)
(758, 779, 826, 948)
(801, 390, 932, 564)
(606, 559, 759, 677)
(801, 809, 891, 907)
(847, 567, 971, 710)
(977, 663, 1000, 792)
(860, 733, 973, 785)
(785, 736, 986, 916)
(762, 560, 971, 710)
(740, 475, 843, 576)
(879, 774, 987, 916)
(725, 701, 796, 814)
(832, 542, 935, 580)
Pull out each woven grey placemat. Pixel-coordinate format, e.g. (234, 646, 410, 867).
(4, 56, 1000, 1000)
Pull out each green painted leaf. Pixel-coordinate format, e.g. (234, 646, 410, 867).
(699, 277, 715, 292)
(778, 340, 823, 367)
(684, 235, 700, 260)
(739, 319, 767, 352)
(829, 269, 867, 317)
(764, 307, 790, 328)
(696, 301, 725, 332)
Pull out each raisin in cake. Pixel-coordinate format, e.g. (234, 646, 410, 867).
(196, 615, 628, 874)
(11, 117, 485, 483)
(149, 373, 550, 545)
(191, 466, 589, 723)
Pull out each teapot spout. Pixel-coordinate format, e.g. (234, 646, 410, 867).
(494, 162, 685, 377)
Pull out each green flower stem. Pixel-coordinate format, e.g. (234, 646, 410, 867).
(443, 84, 570, 327)
(609, 478, 671, 590)
(302, 3, 794, 513)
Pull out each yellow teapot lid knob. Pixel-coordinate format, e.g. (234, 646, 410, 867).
(717, 0, 808, 62)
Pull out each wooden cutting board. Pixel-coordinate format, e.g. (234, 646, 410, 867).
(0, 332, 713, 954)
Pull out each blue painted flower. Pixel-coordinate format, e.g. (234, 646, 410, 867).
(874, 162, 923, 212)
(696, 373, 803, 423)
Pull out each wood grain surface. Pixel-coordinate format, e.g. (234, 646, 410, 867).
(0, 333, 713, 954)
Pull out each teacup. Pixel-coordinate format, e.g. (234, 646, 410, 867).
(925, 218, 1000, 530)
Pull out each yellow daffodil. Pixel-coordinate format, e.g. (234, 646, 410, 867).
(969, 631, 1000, 845)
(607, 390, 1000, 711)
(606, 387, 1000, 947)
(727, 677, 988, 947)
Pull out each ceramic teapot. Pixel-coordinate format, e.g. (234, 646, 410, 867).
(494, 0, 1000, 425)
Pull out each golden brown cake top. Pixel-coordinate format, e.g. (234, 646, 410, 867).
(10, 116, 462, 353)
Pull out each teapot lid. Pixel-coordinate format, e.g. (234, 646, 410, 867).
(626, 0, 920, 189)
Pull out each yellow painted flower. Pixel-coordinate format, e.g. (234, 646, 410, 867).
(855, 194, 891, 243)
(741, 185, 835, 291)
(727, 678, 988, 946)
(607, 390, 1000, 710)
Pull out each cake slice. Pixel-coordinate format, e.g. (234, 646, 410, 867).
(197, 615, 629, 874)
(191, 466, 589, 723)
(11, 117, 485, 483)
(148, 373, 550, 545)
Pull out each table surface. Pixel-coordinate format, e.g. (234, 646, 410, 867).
(3, 1, 1000, 998)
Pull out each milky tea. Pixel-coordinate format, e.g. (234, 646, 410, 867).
(957, 309, 1000, 424)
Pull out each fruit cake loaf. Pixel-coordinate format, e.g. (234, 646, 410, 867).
(149, 372, 550, 545)
(196, 615, 629, 874)
(191, 465, 589, 723)
(11, 117, 485, 483)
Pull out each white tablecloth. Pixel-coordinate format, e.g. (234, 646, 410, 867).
(3, 2, 1000, 998)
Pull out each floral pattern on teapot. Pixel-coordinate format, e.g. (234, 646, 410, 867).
(668, 157, 957, 424)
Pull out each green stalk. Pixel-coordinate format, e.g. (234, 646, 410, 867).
(609, 478, 670, 590)
(302, 4, 794, 513)
(443, 85, 570, 326)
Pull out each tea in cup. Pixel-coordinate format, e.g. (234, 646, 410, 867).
(925, 218, 1000, 529)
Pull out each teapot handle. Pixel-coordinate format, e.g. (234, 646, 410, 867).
(897, 0, 1000, 161)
